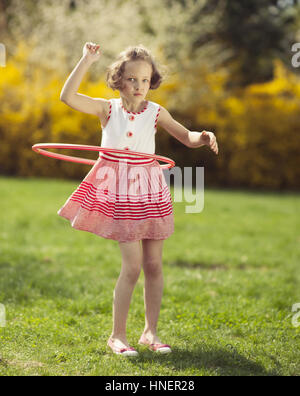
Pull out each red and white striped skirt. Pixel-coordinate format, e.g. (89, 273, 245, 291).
(57, 151, 174, 242)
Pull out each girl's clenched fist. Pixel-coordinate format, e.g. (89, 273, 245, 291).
(82, 42, 101, 63)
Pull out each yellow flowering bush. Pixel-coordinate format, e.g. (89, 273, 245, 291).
(1, 42, 299, 190)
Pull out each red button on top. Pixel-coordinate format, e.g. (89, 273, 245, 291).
(126, 131, 133, 137)
(124, 147, 130, 150)
(129, 115, 135, 121)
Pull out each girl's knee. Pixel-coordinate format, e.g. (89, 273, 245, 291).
(122, 261, 141, 284)
(143, 259, 162, 278)
(118, 240, 142, 284)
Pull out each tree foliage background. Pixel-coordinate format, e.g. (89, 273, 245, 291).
(1, 0, 300, 190)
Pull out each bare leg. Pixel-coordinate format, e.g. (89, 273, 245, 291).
(141, 239, 164, 344)
(110, 240, 142, 348)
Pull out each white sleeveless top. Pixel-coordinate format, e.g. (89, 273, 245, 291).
(100, 98, 161, 155)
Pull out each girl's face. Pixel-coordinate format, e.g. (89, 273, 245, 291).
(120, 60, 152, 101)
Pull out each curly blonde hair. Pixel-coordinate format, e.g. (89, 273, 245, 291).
(106, 44, 167, 91)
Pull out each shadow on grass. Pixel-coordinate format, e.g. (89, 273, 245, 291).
(0, 255, 283, 376)
(169, 260, 228, 271)
(131, 346, 280, 376)
(0, 255, 105, 304)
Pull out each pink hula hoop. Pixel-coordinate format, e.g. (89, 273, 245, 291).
(32, 143, 175, 170)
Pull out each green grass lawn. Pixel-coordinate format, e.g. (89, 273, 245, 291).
(0, 175, 299, 376)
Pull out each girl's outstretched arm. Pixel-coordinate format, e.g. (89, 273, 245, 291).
(157, 106, 218, 155)
(60, 42, 108, 117)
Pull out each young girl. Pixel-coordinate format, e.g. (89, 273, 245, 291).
(57, 42, 218, 356)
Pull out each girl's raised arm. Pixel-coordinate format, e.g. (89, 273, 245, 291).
(157, 106, 218, 155)
(60, 42, 109, 117)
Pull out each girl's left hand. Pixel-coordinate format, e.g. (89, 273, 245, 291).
(200, 130, 219, 155)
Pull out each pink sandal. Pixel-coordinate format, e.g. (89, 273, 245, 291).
(138, 334, 172, 353)
(107, 338, 139, 356)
